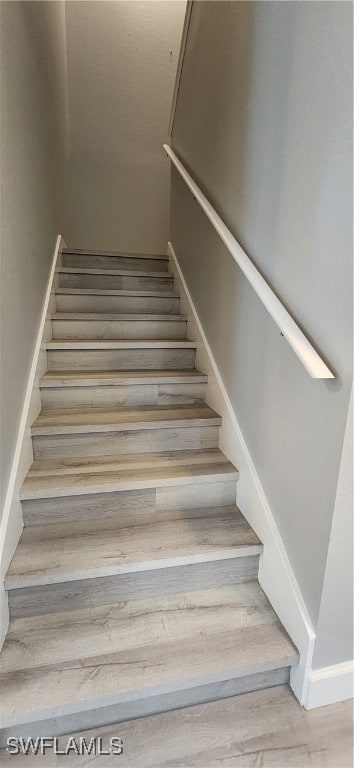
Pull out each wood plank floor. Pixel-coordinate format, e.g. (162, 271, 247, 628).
(1, 687, 352, 767)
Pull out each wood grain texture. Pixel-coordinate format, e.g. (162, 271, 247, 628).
(52, 312, 187, 320)
(21, 494, 239, 532)
(0, 671, 291, 749)
(47, 340, 197, 349)
(40, 369, 208, 387)
(46, 340, 197, 372)
(56, 287, 179, 296)
(30, 404, 221, 458)
(8, 557, 260, 618)
(62, 248, 168, 259)
(52, 319, 187, 340)
(39, 371, 208, 409)
(21, 488, 156, 527)
(1, 583, 297, 729)
(55, 293, 180, 314)
(21, 478, 237, 527)
(40, 382, 207, 410)
(6, 507, 261, 589)
(32, 425, 220, 460)
(60, 271, 174, 292)
(31, 404, 221, 434)
(156, 479, 237, 511)
(63, 252, 169, 272)
(21, 448, 237, 500)
(47, 348, 196, 371)
(25, 447, 234, 477)
(59, 267, 171, 278)
(5, 584, 286, 673)
(3, 686, 348, 767)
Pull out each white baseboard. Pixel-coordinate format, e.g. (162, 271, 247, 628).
(0, 234, 64, 648)
(167, 241, 316, 706)
(305, 660, 354, 709)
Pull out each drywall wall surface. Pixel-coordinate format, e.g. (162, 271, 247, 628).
(66, 0, 186, 253)
(171, 0, 353, 623)
(312, 388, 353, 668)
(0, 1, 69, 514)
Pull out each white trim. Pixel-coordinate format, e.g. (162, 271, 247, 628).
(0, 234, 64, 648)
(305, 661, 354, 709)
(168, 1, 193, 137)
(164, 145, 334, 379)
(168, 240, 315, 705)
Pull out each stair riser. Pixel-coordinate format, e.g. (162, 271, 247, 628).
(47, 348, 196, 371)
(32, 426, 220, 459)
(8, 556, 260, 618)
(55, 295, 180, 314)
(63, 254, 169, 271)
(60, 273, 174, 292)
(40, 383, 207, 409)
(52, 319, 187, 340)
(0, 667, 289, 745)
(22, 480, 237, 526)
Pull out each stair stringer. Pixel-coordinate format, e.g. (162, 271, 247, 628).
(167, 240, 316, 706)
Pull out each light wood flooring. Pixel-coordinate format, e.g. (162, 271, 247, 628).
(1, 687, 352, 767)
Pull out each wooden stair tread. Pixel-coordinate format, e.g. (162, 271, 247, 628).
(60, 267, 170, 278)
(20, 448, 238, 500)
(24, 447, 235, 475)
(47, 339, 196, 349)
(56, 288, 179, 297)
(0, 583, 297, 728)
(51, 313, 187, 321)
(5, 507, 261, 588)
(31, 403, 221, 435)
(63, 249, 168, 261)
(39, 369, 208, 387)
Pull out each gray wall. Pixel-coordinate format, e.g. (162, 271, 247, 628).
(66, 0, 186, 254)
(0, 1, 69, 514)
(171, 1, 353, 624)
(313, 388, 353, 668)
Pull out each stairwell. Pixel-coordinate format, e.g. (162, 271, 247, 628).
(0, 249, 298, 742)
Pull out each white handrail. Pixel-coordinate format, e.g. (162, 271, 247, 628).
(163, 144, 334, 379)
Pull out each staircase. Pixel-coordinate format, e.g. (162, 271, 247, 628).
(0, 249, 298, 743)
